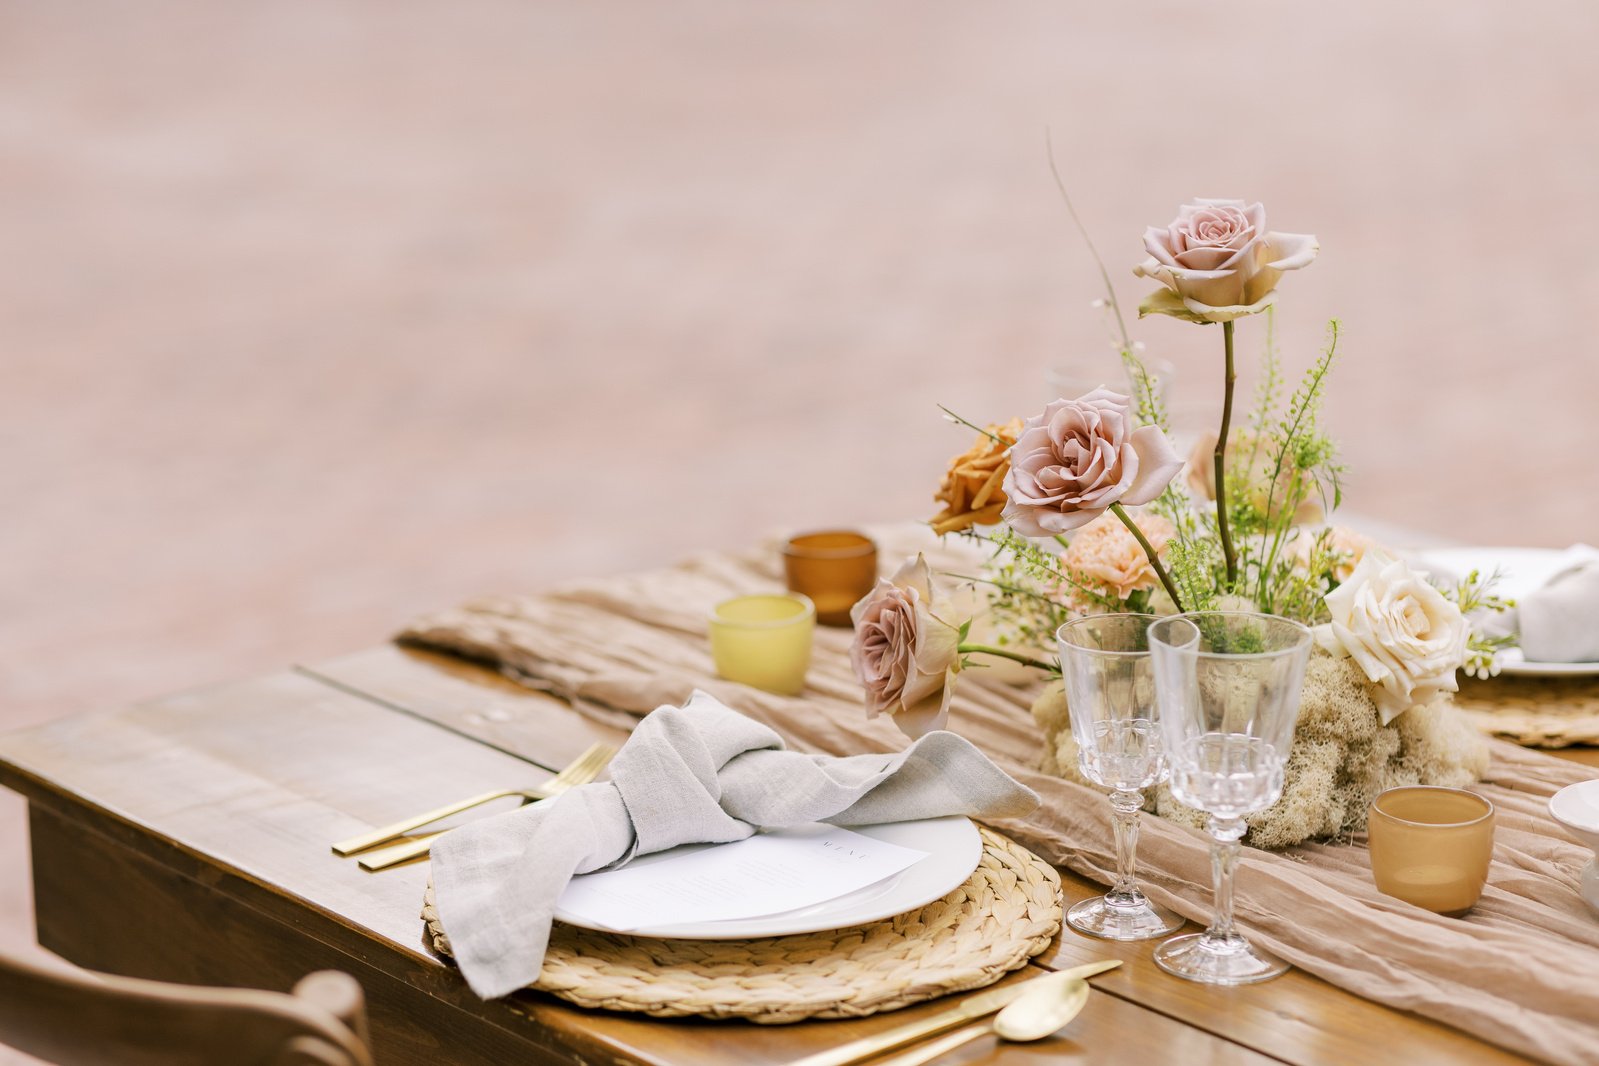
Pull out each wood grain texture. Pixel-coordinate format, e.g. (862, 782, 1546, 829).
(0, 660, 1269, 1066)
(309, 646, 1541, 1065)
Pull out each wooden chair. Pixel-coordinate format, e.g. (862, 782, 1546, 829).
(0, 950, 373, 1066)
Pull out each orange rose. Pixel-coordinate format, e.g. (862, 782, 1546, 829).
(930, 418, 1024, 535)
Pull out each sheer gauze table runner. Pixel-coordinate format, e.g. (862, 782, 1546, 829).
(401, 526, 1599, 1065)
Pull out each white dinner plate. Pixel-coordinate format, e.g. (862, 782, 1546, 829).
(1548, 781, 1599, 917)
(553, 815, 982, 940)
(1411, 547, 1599, 677)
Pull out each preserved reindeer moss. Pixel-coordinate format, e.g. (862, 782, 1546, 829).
(1031, 652, 1489, 850)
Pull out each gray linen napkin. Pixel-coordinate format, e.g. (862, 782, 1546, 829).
(428, 690, 1040, 998)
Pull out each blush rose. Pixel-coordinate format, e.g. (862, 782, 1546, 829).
(849, 554, 962, 738)
(1001, 388, 1182, 537)
(1135, 199, 1317, 323)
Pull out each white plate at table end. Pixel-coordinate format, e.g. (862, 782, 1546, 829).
(1548, 780, 1599, 917)
(1411, 547, 1599, 677)
(553, 815, 982, 940)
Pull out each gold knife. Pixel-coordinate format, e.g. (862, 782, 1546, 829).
(784, 960, 1121, 1066)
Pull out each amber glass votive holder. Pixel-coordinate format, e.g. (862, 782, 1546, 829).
(1368, 786, 1495, 916)
(708, 593, 815, 696)
(781, 531, 878, 627)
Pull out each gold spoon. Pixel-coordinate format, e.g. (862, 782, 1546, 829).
(867, 971, 1091, 1066)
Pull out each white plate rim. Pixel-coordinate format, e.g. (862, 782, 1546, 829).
(553, 815, 982, 940)
(1411, 547, 1599, 677)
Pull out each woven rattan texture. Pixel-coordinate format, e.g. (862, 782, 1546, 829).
(422, 826, 1062, 1023)
(1456, 675, 1599, 748)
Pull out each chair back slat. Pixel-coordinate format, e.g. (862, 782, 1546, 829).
(0, 953, 373, 1066)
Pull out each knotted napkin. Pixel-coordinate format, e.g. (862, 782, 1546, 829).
(428, 690, 1040, 998)
(1472, 545, 1599, 663)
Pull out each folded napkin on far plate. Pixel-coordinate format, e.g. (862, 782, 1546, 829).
(428, 690, 1040, 998)
(1479, 545, 1599, 663)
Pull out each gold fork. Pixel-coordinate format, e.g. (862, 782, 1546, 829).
(331, 742, 616, 863)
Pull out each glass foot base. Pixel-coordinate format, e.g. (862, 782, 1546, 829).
(1067, 894, 1184, 941)
(1153, 932, 1288, 985)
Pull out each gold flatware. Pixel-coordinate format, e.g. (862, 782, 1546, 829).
(331, 741, 616, 858)
(868, 970, 1092, 1066)
(784, 960, 1119, 1066)
(355, 744, 615, 870)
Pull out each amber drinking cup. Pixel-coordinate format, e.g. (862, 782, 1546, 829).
(1368, 786, 1495, 916)
(781, 531, 878, 627)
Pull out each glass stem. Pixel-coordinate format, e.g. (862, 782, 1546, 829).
(1106, 790, 1145, 907)
(1206, 815, 1246, 941)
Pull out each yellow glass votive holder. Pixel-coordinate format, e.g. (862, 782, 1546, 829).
(781, 531, 878, 627)
(708, 593, 815, 696)
(1368, 786, 1495, 916)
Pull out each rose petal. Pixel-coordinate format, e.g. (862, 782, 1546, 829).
(1119, 425, 1184, 506)
(1264, 231, 1319, 271)
(1173, 246, 1235, 271)
(1137, 287, 1211, 324)
(1178, 290, 1277, 324)
(1142, 227, 1179, 266)
(892, 669, 955, 738)
(890, 553, 936, 603)
(1131, 258, 1182, 295)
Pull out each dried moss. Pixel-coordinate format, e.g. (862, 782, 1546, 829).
(1031, 651, 1489, 850)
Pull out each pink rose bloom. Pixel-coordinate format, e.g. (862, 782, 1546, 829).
(1135, 199, 1317, 323)
(849, 554, 962, 738)
(1061, 511, 1177, 601)
(1001, 388, 1183, 537)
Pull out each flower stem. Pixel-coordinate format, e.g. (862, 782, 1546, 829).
(1110, 503, 1185, 612)
(939, 572, 1060, 605)
(958, 643, 1057, 674)
(1214, 320, 1239, 588)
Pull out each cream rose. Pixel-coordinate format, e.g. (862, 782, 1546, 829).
(1001, 388, 1182, 537)
(1060, 511, 1176, 602)
(1135, 199, 1317, 323)
(849, 554, 962, 738)
(1314, 550, 1468, 723)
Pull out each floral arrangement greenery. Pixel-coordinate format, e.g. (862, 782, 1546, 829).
(849, 197, 1513, 751)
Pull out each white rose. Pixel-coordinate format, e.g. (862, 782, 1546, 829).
(1313, 550, 1468, 724)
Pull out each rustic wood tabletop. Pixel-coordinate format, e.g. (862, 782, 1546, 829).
(2, 644, 1574, 1065)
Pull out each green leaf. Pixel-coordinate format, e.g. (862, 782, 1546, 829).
(1137, 288, 1212, 324)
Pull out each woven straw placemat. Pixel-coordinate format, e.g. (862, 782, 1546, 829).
(1455, 674, 1599, 747)
(421, 826, 1062, 1023)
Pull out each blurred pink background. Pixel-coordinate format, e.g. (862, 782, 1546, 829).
(2, 0, 1595, 1033)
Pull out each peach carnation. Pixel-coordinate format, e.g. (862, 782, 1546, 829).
(1060, 512, 1177, 601)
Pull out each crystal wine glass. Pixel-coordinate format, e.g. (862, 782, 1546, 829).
(1147, 611, 1312, 984)
(1056, 614, 1184, 940)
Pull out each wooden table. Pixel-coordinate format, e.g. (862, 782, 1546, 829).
(0, 644, 1576, 1065)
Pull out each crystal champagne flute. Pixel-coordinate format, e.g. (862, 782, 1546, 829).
(1056, 614, 1184, 940)
(1148, 612, 1311, 984)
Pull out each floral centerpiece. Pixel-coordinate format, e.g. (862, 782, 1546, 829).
(849, 197, 1511, 849)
